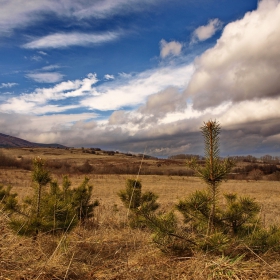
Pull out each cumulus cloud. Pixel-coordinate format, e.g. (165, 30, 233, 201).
(220, 97, 280, 129)
(22, 31, 122, 49)
(108, 110, 129, 125)
(186, 0, 280, 110)
(26, 72, 64, 83)
(160, 39, 182, 58)
(191, 18, 222, 43)
(139, 87, 186, 119)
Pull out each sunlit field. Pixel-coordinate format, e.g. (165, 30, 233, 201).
(1, 148, 280, 279)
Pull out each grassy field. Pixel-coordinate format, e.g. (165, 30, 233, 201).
(0, 148, 280, 279)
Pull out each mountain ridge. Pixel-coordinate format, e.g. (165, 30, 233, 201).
(0, 133, 66, 148)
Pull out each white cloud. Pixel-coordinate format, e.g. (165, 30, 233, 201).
(81, 64, 194, 111)
(26, 73, 98, 103)
(220, 98, 280, 127)
(22, 31, 122, 49)
(191, 18, 222, 43)
(38, 51, 47, 55)
(30, 104, 80, 115)
(159, 101, 234, 128)
(186, 0, 280, 110)
(31, 55, 43, 61)
(0, 83, 17, 88)
(41, 64, 61, 71)
(104, 74, 115, 80)
(72, 0, 160, 19)
(0, 73, 98, 114)
(0, 97, 79, 115)
(118, 72, 132, 78)
(160, 39, 182, 58)
(0, 112, 98, 144)
(26, 72, 64, 83)
(0, 0, 160, 36)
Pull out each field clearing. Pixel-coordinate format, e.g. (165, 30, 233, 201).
(1, 148, 280, 279)
(1, 166, 280, 226)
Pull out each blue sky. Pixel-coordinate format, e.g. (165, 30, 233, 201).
(1, 0, 280, 157)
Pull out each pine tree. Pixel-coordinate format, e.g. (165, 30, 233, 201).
(130, 120, 271, 255)
(5, 160, 99, 235)
(221, 193, 260, 235)
(187, 120, 234, 234)
(70, 177, 99, 223)
(32, 157, 51, 218)
(0, 185, 19, 213)
(118, 179, 142, 210)
(118, 179, 159, 228)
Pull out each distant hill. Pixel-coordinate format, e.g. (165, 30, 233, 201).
(0, 133, 66, 148)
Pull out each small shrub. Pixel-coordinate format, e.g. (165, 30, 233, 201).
(2, 159, 99, 235)
(78, 160, 94, 173)
(118, 179, 159, 228)
(71, 177, 99, 223)
(0, 185, 19, 213)
(199, 232, 230, 254)
(246, 225, 280, 253)
(176, 190, 212, 233)
(118, 179, 142, 209)
(32, 157, 52, 218)
(0, 152, 18, 168)
(221, 193, 260, 236)
(267, 171, 280, 181)
(248, 169, 264, 181)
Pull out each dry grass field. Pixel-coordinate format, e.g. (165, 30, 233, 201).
(1, 148, 280, 279)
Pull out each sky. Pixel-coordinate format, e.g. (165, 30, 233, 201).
(1, 0, 280, 157)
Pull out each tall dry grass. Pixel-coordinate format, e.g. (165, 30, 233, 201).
(1, 199, 280, 279)
(1, 148, 280, 279)
(0, 173, 280, 278)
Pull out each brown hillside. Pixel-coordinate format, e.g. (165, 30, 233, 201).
(0, 133, 66, 148)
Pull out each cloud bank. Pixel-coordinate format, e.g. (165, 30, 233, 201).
(186, 0, 280, 110)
